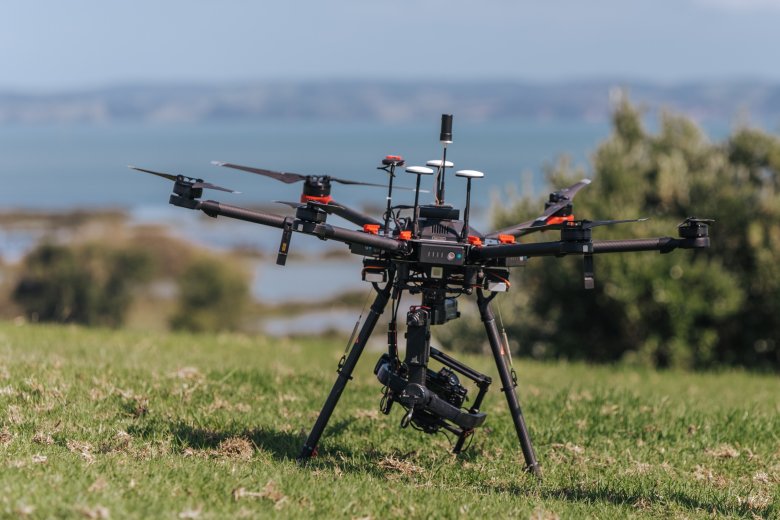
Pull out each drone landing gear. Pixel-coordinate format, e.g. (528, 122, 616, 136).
(298, 273, 395, 460)
(477, 290, 541, 477)
(298, 280, 541, 478)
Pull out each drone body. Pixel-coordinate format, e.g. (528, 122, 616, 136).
(134, 115, 711, 477)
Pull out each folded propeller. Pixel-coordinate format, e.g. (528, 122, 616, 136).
(129, 166, 239, 193)
(212, 161, 418, 191)
(489, 179, 593, 238)
(273, 200, 345, 214)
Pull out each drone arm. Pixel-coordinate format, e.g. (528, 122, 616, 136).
(198, 200, 405, 253)
(592, 235, 709, 254)
(473, 234, 709, 261)
(327, 200, 382, 228)
(296, 220, 407, 252)
(199, 200, 287, 229)
(471, 240, 571, 260)
(486, 219, 535, 239)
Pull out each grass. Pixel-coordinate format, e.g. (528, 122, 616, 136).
(0, 321, 778, 519)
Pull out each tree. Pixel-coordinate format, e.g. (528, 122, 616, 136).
(13, 242, 152, 327)
(441, 100, 779, 370)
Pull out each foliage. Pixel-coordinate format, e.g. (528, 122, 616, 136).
(12, 242, 152, 327)
(450, 100, 780, 369)
(8, 223, 253, 333)
(169, 255, 251, 333)
(0, 322, 777, 518)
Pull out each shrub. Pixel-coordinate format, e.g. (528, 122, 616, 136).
(169, 256, 250, 333)
(442, 100, 779, 370)
(13, 242, 153, 327)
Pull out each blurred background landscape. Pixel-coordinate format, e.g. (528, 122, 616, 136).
(1, 0, 778, 369)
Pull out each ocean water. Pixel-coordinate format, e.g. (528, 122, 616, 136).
(1, 119, 612, 311)
(0, 119, 609, 212)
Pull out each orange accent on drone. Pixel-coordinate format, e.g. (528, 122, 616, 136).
(546, 214, 574, 225)
(399, 231, 412, 240)
(498, 234, 516, 244)
(363, 224, 380, 234)
(467, 235, 483, 247)
(301, 194, 333, 204)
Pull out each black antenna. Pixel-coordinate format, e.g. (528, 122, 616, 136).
(456, 169, 484, 241)
(378, 155, 405, 234)
(406, 166, 434, 236)
(435, 114, 453, 205)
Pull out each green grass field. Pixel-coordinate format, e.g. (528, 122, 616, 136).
(0, 322, 778, 519)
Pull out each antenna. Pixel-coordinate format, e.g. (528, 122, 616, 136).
(427, 159, 453, 205)
(378, 155, 405, 234)
(435, 114, 453, 205)
(406, 166, 434, 236)
(456, 169, 484, 241)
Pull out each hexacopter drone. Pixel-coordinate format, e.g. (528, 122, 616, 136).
(133, 115, 711, 477)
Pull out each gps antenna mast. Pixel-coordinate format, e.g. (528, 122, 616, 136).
(379, 155, 405, 234)
(435, 114, 453, 205)
(406, 165, 434, 236)
(456, 169, 484, 241)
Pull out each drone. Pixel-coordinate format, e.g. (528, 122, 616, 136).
(133, 115, 711, 477)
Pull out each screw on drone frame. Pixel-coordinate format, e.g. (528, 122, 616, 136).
(456, 169, 484, 242)
(406, 165, 434, 236)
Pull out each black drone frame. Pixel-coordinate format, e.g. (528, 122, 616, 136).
(132, 115, 711, 478)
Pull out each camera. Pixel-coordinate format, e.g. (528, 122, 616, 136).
(427, 297, 460, 325)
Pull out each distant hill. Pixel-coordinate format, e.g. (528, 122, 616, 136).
(1, 80, 778, 126)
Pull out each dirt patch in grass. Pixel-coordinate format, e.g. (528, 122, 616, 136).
(215, 437, 254, 460)
(705, 444, 740, 459)
(0, 426, 13, 445)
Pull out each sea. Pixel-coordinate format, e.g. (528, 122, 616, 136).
(0, 119, 613, 210)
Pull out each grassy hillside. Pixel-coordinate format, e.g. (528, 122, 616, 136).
(0, 322, 777, 518)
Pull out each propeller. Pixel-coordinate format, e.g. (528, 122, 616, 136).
(572, 217, 649, 230)
(498, 217, 648, 237)
(129, 166, 239, 193)
(531, 179, 592, 226)
(212, 161, 421, 191)
(487, 179, 592, 238)
(214, 161, 385, 188)
(273, 200, 345, 214)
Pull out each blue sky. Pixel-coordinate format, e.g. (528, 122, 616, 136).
(2, 0, 779, 90)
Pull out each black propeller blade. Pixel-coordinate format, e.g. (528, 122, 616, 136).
(212, 161, 306, 184)
(212, 161, 420, 191)
(532, 178, 592, 226)
(487, 178, 592, 238)
(490, 217, 649, 238)
(578, 217, 648, 229)
(330, 177, 389, 188)
(129, 165, 177, 182)
(273, 200, 345, 214)
(129, 166, 239, 193)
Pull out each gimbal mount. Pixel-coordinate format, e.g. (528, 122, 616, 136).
(133, 114, 711, 478)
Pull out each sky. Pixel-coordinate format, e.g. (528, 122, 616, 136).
(1, 0, 780, 91)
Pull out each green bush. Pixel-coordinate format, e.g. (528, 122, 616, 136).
(169, 256, 250, 333)
(442, 100, 780, 370)
(13, 242, 153, 327)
